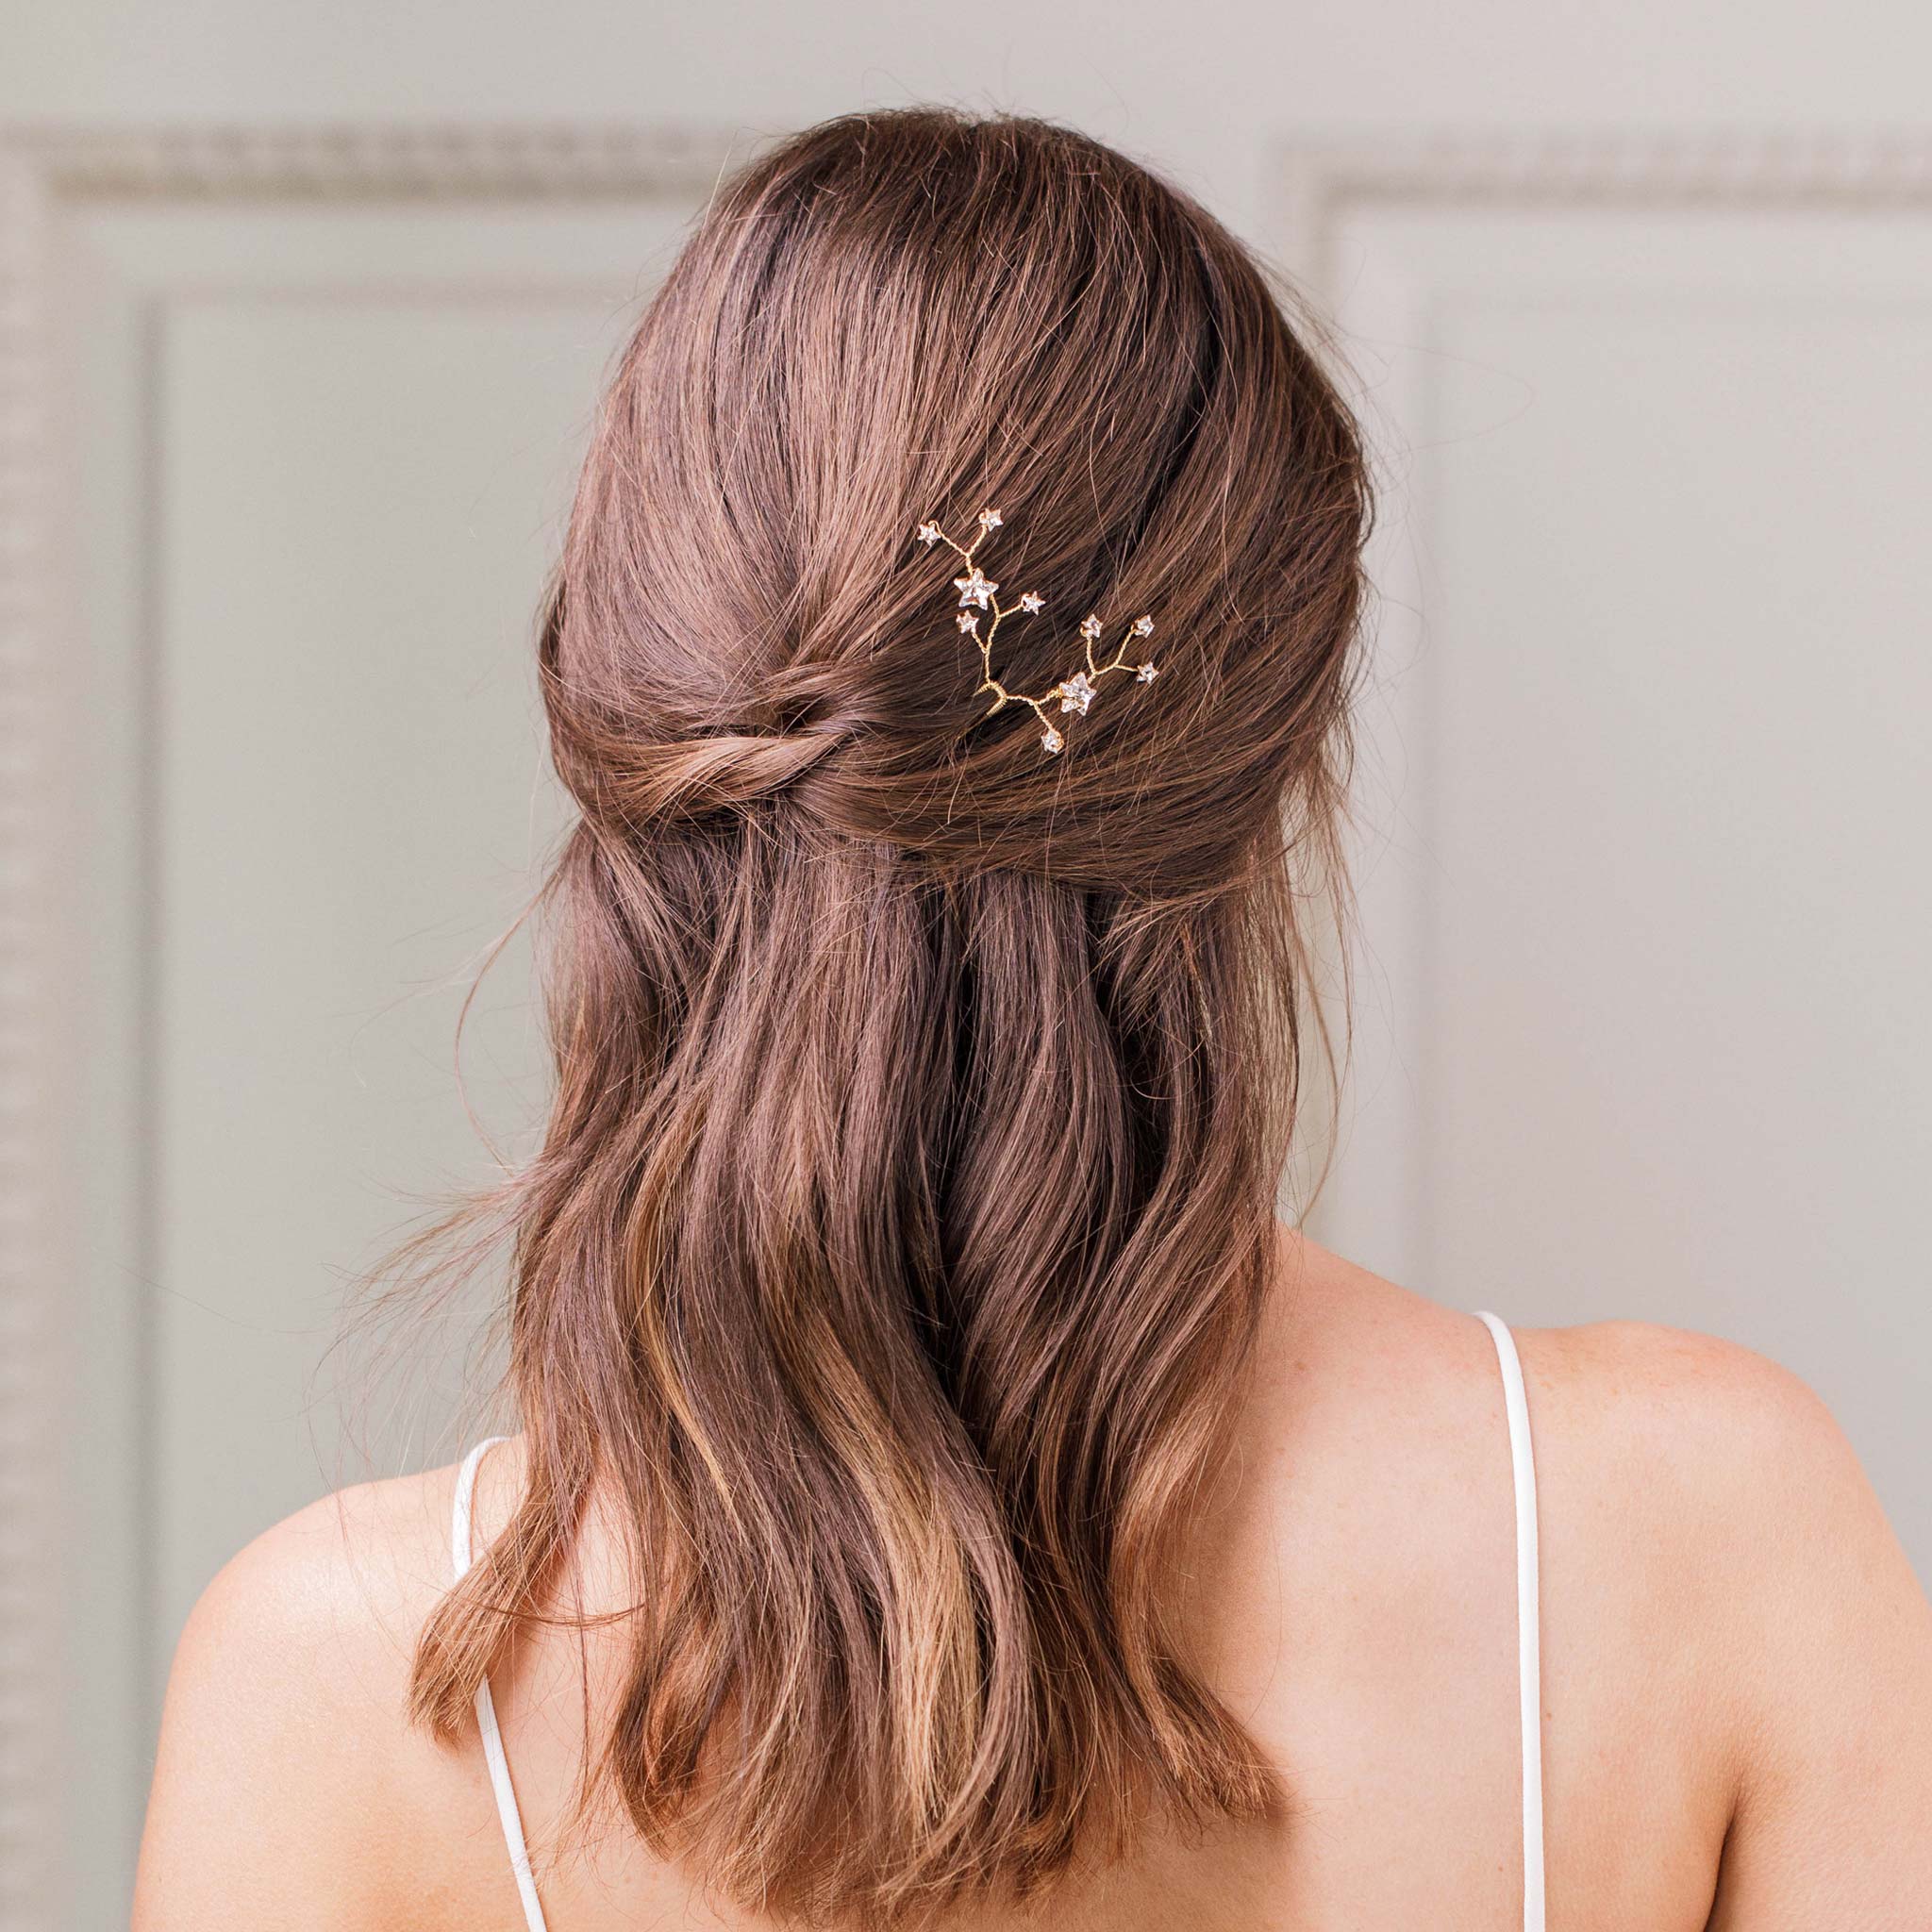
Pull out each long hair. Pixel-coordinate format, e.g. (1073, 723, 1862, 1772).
(407, 107, 1369, 1926)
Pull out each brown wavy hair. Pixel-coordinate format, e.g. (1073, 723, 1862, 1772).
(407, 106, 1369, 1926)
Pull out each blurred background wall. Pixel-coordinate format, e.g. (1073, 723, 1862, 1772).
(3, 3, 1928, 1924)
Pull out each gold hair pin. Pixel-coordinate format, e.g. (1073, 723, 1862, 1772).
(911, 509, 1158, 755)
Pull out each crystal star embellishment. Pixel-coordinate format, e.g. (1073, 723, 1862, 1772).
(909, 510, 1166, 756)
(954, 566, 998, 609)
(1057, 671, 1098, 715)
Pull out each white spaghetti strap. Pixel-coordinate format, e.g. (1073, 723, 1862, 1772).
(451, 1437, 551, 1932)
(1474, 1312, 1546, 1932)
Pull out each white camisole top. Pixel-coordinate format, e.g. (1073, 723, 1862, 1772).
(450, 1308, 1546, 1932)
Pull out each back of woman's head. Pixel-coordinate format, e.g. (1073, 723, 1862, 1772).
(411, 106, 1369, 1926)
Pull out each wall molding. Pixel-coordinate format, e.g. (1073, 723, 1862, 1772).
(0, 144, 61, 1931)
(1, 119, 740, 199)
(1273, 126, 1932, 296)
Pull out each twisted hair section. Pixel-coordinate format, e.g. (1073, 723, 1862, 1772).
(407, 106, 1369, 1925)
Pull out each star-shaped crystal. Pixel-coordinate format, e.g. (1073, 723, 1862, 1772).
(1019, 592, 1044, 614)
(1136, 661, 1158, 682)
(1078, 614, 1103, 642)
(1041, 724, 1064, 754)
(954, 567, 998, 609)
(1058, 672, 1098, 715)
(1130, 614, 1155, 638)
(977, 508, 1003, 531)
(913, 521, 942, 546)
(957, 610, 978, 634)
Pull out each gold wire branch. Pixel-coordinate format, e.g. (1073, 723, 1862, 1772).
(910, 509, 1159, 755)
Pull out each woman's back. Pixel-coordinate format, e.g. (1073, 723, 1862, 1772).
(134, 1233, 1932, 1928)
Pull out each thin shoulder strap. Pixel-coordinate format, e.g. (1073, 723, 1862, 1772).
(1474, 1312, 1546, 1932)
(451, 1437, 551, 1932)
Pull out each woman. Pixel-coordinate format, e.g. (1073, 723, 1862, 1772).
(133, 108, 1932, 1929)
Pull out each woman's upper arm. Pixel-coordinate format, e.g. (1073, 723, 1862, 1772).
(132, 1491, 426, 1930)
(1698, 1341, 1932, 1925)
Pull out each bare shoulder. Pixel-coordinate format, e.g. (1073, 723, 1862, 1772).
(1234, 1244, 1868, 1585)
(1518, 1315, 1914, 1609)
(1524, 1312, 1840, 1438)
(133, 1454, 505, 1930)
(185, 1456, 461, 1648)
(1520, 1315, 1866, 1515)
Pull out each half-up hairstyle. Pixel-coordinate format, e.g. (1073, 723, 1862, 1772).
(408, 106, 1369, 1926)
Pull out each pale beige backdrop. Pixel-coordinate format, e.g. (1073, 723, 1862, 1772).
(5, 7, 1932, 1925)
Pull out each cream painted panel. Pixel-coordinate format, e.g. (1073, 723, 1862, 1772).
(1313, 204, 1932, 1577)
